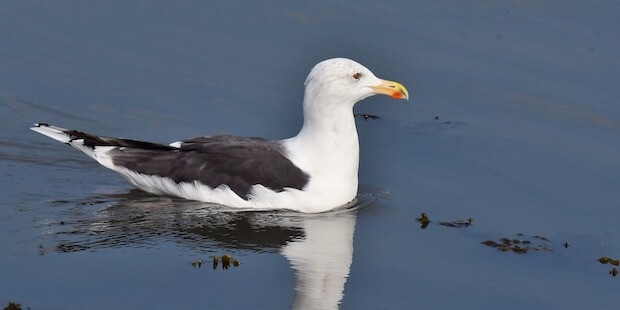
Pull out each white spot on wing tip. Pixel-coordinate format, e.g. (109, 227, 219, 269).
(169, 141, 182, 148)
(30, 126, 71, 143)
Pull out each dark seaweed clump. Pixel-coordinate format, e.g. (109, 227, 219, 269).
(415, 213, 473, 229)
(598, 256, 619, 277)
(481, 234, 554, 254)
(4, 302, 27, 310)
(415, 213, 430, 229)
(598, 257, 619, 266)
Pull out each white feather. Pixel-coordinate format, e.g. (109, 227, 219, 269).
(30, 124, 71, 143)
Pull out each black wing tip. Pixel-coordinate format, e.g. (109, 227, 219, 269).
(33, 122, 50, 127)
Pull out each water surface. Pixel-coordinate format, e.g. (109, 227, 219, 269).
(1, 1, 619, 309)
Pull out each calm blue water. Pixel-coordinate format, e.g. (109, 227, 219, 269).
(1, 1, 619, 309)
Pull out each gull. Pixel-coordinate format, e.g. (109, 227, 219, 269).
(31, 58, 409, 213)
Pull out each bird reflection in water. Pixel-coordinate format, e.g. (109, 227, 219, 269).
(43, 189, 378, 309)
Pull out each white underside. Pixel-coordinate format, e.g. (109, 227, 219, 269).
(114, 167, 355, 213)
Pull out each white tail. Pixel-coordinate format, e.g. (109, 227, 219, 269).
(30, 123, 72, 143)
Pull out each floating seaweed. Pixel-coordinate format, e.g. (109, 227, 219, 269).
(596, 257, 620, 277)
(415, 213, 474, 229)
(598, 257, 620, 266)
(4, 302, 23, 310)
(481, 234, 555, 254)
(415, 213, 430, 229)
(481, 240, 499, 247)
(439, 217, 473, 228)
(222, 254, 232, 269)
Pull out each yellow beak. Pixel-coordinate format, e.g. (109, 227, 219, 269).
(370, 79, 409, 100)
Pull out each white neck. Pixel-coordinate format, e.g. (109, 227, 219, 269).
(283, 90, 360, 205)
(298, 93, 358, 147)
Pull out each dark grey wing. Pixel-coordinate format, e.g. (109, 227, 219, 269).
(109, 135, 309, 199)
(59, 127, 178, 151)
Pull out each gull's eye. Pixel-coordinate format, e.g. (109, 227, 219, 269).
(352, 72, 362, 80)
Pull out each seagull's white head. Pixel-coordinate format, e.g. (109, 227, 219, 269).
(304, 58, 409, 107)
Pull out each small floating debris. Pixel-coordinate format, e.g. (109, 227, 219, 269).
(596, 256, 620, 277)
(481, 240, 499, 247)
(4, 302, 23, 310)
(563, 242, 569, 248)
(433, 115, 453, 124)
(222, 254, 232, 269)
(354, 113, 381, 121)
(481, 234, 555, 254)
(416, 213, 474, 229)
(598, 257, 620, 266)
(415, 213, 430, 229)
(191, 259, 203, 268)
(193, 255, 241, 270)
(213, 256, 219, 270)
(598, 257, 611, 264)
(439, 217, 473, 228)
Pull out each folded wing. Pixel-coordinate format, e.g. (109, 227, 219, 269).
(108, 135, 310, 199)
